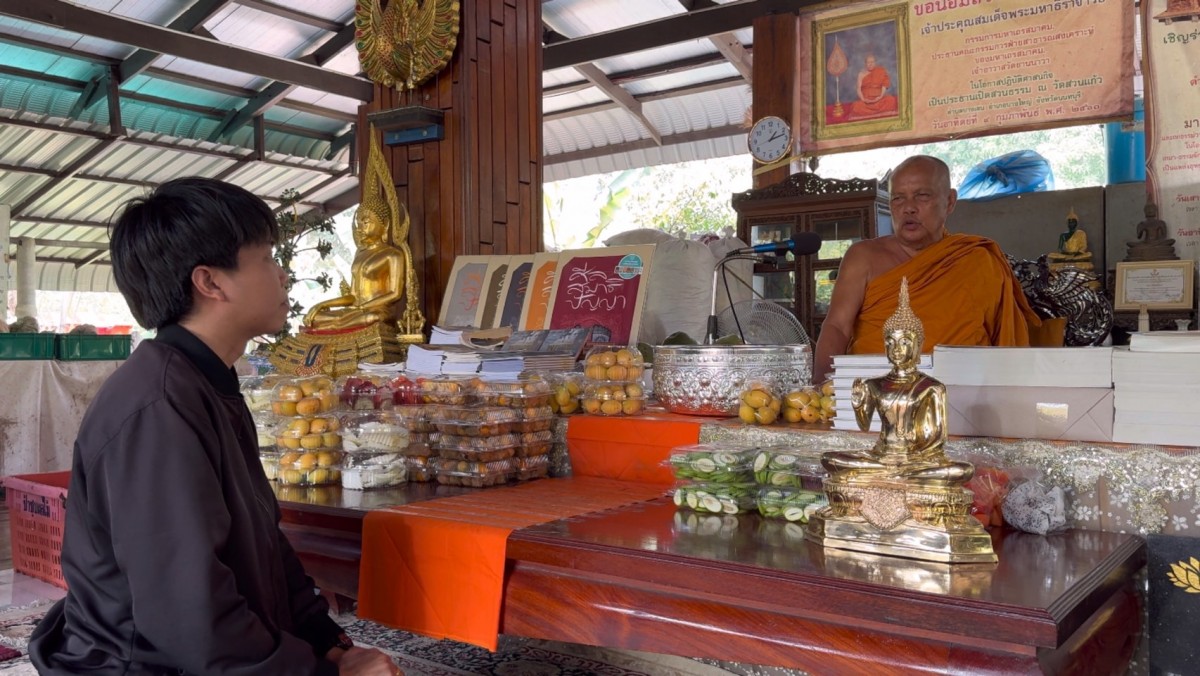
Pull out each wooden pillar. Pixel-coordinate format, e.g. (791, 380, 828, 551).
(751, 11, 802, 189)
(359, 0, 543, 327)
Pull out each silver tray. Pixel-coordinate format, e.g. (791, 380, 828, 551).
(652, 345, 811, 417)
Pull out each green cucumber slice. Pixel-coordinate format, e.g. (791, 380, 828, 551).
(753, 452, 769, 472)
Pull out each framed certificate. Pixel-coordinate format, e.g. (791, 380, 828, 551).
(1113, 260, 1195, 311)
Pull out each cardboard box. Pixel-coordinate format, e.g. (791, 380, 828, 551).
(946, 385, 1114, 443)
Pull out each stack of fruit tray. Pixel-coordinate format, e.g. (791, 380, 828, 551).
(751, 447, 828, 523)
(579, 346, 647, 416)
(666, 443, 758, 515)
(422, 376, 555, 487)
(269, 376, 343, 486)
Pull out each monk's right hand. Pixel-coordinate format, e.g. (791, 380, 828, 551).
(333, 646, 403, 675)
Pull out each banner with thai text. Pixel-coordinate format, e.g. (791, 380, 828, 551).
(798, 0, 1135, 153)
(1144, 0, 1200, 267)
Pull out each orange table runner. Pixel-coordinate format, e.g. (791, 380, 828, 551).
(566, 411, 702, 485)
(357, 477, 665, 650)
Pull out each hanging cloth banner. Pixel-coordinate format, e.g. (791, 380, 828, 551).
(1143, 0, 1200, 266)
(798, 0, 1135, 154)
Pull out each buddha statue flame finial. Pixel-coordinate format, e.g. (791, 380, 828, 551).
(882, 278, 924, 352)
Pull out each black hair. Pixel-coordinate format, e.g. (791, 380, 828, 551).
(109, 177, 278, 329)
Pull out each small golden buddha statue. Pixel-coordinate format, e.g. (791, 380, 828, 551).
(807, 279, 996, 564)
(304, 207, 406, 329)
(269, 127, 425, 377)
(1046, 208, 1098, 290)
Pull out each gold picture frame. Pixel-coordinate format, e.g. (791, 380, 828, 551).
(813, 3, 912, 142)
(1113, 260, 1195, 311)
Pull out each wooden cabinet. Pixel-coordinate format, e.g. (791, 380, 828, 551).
(732, 173, 891, 341)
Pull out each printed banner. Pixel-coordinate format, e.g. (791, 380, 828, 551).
(1144, 0, 1200, 266)
(800, 0, 1135, 153)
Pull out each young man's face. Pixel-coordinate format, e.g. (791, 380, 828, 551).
(220, 242, 290, 338)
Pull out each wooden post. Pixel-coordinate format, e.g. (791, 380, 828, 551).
(358, 0, 543, 327)
(751, 11, 801, 189)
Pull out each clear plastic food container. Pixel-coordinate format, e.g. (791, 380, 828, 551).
(546, 372, 583, 415)
(667, 444, 758, 484)
(434, 434, 519, 462)
(516, 453, 549, 481)
(671, 482, 758, 514)
(339, 457, 407, 490)
(271, 376, 338, 417)
(418, 375, 482, 405)
(273, 416, 342, 452)
(474, 379, 553, 407)
(406, 455, 435, 482)
(432, 406, 519, 436)
(756, 487, 827, 522)
(433, 457, 517, 487)
(335, 374, 394, 411)
(513, 405, 555, 433)
(751, 449, 827, 490)
(582, 346, 645, 383)
(580, 381, 646, 416)
(277, 449, 344, 486)
(515, 430, 554, 458)
(259, 450, 279, 481)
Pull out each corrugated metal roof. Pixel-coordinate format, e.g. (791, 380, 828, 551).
(1, 0, 770, 292)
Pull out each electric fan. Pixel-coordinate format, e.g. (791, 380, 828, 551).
(715, 300, 811, 347)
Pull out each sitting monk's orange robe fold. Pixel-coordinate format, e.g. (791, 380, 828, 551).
(848, 233, 1040, 354)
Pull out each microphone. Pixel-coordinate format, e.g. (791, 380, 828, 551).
(726, 232, 822, 257)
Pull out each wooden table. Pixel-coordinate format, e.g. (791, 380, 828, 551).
(502, 498, 1146, 675)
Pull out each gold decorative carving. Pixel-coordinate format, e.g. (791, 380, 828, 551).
(1167, 556, 1200, 593)
(355, 0, 461, 91)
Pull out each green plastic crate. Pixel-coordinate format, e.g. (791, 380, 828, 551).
(55, 334, 132, 361)
(0, 333, 57, 360)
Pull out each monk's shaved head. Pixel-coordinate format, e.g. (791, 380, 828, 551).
(892, 155, 951, 194)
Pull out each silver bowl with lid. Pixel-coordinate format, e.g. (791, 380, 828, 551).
(652, 345, 811, 416)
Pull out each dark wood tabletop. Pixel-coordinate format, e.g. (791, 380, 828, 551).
(504, 498, 1146, 675)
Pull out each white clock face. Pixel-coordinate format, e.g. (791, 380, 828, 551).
(748, 116, 791, 163)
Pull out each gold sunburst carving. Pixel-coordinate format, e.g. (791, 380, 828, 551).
(355, 0, 461, 91)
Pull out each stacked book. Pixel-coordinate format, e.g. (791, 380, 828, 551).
(1112, 332, 1200, 446)
(828, 353, 932, 433)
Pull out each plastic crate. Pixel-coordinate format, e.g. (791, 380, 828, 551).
(0, 334, 57, 360)
(3, 472, 69, 588)
(55, 334, 132, 361)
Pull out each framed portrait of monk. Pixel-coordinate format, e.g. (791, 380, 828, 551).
(812, 2, 912, 141)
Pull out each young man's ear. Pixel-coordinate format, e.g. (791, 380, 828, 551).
(191, 266, 228, 303)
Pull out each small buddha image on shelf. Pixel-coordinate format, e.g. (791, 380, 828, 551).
(1046, 208, 1098, 290)
(1124, 202, 1179, 262)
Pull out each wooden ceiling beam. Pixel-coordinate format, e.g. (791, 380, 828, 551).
(573, 63, 662, 145)
(0, 0, 372, 100)
(545, 75, 744, 122)
(543, 0, 805, 71)
(709, 33, 752, 82)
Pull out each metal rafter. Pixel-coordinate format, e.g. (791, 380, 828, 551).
(545, 75, 744, 122)
(75, 248, 110, 269)
(12, 138, 122, 217)
(545, 123, 744, 166)
(544, 51, 744, 98)
(7, 239, 108, 250)
(543, 0, 806, 71)
(0, 0, 372, 100)
(209, 22, 357, 142)
(119, 0, 235, 82)
(233, 0, 344, 33)
(573, 63, 662, 145)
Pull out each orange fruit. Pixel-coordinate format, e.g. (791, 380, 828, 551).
(621, 399, 642, 415)
(295, 397, 321, 416)
(321, 432, 341, 448)
(606, 364, 629, 380)
(800, 406, 820, 423)
(600, 400, 623, 415)
(738, 404, 757, 424)
(583, 398, 602, 414)
(300, 434, 323, 449)
(821, 381, 835, 397)
(784, 407, 803, 423)
(754, 406, 778, 425)
(277, 385, 303, 402)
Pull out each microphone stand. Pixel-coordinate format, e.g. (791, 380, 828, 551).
(705, 253, 767, 345)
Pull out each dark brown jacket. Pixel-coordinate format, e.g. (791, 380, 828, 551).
(30, 326, 341, 675)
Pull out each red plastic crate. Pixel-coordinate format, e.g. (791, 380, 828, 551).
(3, 472, 70, 588)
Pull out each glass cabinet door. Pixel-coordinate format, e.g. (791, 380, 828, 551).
(752, 270, 796, 307)
(810, 213, 866, 261)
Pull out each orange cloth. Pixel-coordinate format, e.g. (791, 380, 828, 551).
(848, 234, 1039, 354)
(566, 412, 702, 485)
(850, 66, 897, 117)
(357, 477, 665, 651)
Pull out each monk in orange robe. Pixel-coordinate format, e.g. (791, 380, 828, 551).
(813, 156, 1039, 381)
(849, 55, 898, 119)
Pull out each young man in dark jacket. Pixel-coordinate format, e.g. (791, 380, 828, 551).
(29, 178, 400, 676)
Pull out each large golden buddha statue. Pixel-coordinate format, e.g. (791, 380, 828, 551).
(807, 279, 996, 564)
(270, 128, 425, 376)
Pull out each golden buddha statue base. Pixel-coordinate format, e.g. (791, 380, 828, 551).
(806, 479, 997, 564)
(270, 322, 424, 378)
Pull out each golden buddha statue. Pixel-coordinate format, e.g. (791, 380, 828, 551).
(270, 127, 426, 376)
(1046, 208, 1098, 290)
(806, 279, 996, 564)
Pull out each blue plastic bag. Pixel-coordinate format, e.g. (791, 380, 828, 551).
(957, 150, 1055, 201)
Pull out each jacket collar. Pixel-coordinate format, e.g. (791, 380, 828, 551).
(155, 324, 240, 397)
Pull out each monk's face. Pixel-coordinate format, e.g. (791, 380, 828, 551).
(890, 159, 957, 250)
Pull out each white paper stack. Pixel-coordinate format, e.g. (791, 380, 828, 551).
(931, 346, 1112, 388)
(1112, 346, 1200, 446)
(828, 354, 931, 433)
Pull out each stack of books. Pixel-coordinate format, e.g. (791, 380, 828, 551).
(403, 327, 587, 376)
(1112, 332, 1200, 446)
(828, 354, 932, 433)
